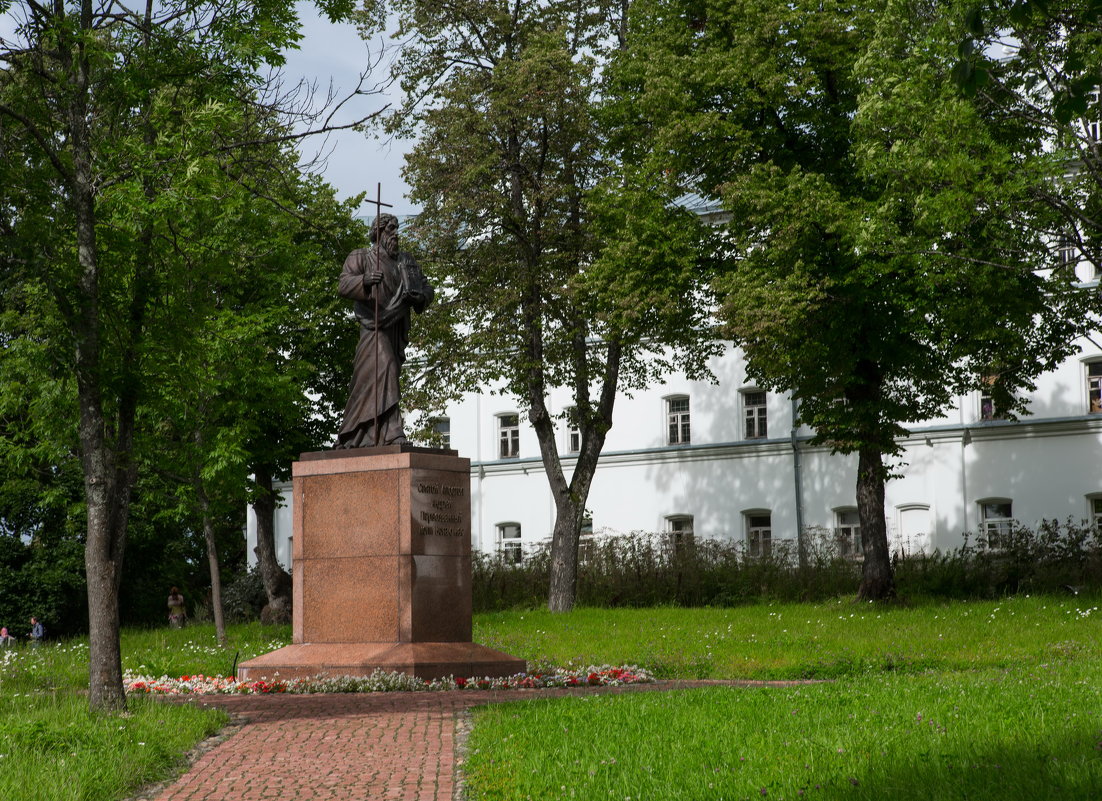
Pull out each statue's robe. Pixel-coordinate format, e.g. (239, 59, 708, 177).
(336, 247, 432, 448)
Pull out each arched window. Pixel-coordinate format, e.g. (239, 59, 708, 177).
(744, 511, 772, 558)
(665, 396, 691, 445)
(834, 508, 862, 559)
(498, 414, 520, 459)
(742, 390, 767, 439)
(978, 499, 1012, 549)
(497, 522, 522, 564)
(665, 515, 694, 552)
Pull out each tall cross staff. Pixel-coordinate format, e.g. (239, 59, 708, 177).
(367, 182, 393, 447)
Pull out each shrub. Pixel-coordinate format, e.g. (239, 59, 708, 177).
(472, 520, 1102, 610)
(220, 567, 268, 623)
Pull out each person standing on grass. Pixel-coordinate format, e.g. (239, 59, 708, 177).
(0, 627, 14, 646)
(167, 587, 186, 628)
(29, 617, 43, 646)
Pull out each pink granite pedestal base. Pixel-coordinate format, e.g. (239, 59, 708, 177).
(238, 446, 526, 682)
(237, 642, 525, 682)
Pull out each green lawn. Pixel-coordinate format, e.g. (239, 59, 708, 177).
(465, 596, 1102, 800)
(0, 622, 290, 801)
(2, 597, 1100, 800)
(472, 595, 1102, 678)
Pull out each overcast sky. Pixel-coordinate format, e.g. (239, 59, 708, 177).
(281, 3, 419, 217)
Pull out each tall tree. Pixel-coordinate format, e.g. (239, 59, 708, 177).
(954, 0, 1102, 276)
(608, 0, 1099, 599)
(360, 0, 719, 611)
(0, 0, 377, 709)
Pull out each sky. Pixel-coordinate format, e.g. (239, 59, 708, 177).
(280, 4, 419, 216)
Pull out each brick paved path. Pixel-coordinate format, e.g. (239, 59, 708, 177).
(147, 681, 804, 801)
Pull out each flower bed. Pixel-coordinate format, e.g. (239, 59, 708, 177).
(123, 665, 653, 695)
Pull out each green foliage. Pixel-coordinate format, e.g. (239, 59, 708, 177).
(0, 2, 368, 650)
(950, 0, 1102, 275)
(362, 0, 723, 609)
(601, 0, 1102, 598)
(220, 566, 270, 623)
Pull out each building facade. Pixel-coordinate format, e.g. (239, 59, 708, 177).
(248, 328, 1102, 569)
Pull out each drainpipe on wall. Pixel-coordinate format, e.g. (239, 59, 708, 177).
(791, 396, 807, 570)
(475, 393, 483, 553)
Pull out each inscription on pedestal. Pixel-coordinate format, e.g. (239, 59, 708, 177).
(409, 470, 470, 557)
(414, 481, 466, 537)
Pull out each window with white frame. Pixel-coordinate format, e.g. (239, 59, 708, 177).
(1085, 89, 1101, 142)
(578, 516, 594, 564)
(743, 391, 767, 439)
(1056, 231, 1079, 269)
(835, 509, 862, 559)
(667, 396, 691, 445)
(1090, 497, 1102, 529)
(666, 515, 694, 552)
(1088, 363, 1102, 414)
(979, 375, 1005, 421)
(898, 505, 932, 555)
(980, 501, 1012, 549)
(565, 407, 581, 453)
(498, 414, 520, 458)
(430, 417, 451, 449)
(497, 522, 522, 564)
(746, 513, 772, 558)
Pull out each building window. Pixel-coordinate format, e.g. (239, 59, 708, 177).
(1056, 232, 1078, 269)
(746, 513, 772, 558)
(1088, 363, 1102, 414)
(666, 515, 694, 553)
(578, 516, 594, 564)
(498, 414, 520, 458)
(497, 522, 522, 564)
(565, 407, 581, 453)
(1084, 89, 1100, 142)
(743, 391, 767, 439)
(979, 388, 1000, 421)
(1090, 497, 1102, 529)
(978, 374, 1010, 421)
(667, 396, 691, 445)
(980, 501, 1012, 549)
(835, 509, 862, 559)
(430, 417, 451, 449)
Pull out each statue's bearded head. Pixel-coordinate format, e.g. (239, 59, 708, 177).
(371, 213, 400, 258)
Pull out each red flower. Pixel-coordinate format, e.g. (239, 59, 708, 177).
(455, 677, 467, 688)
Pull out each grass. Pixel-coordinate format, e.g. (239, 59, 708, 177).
(465, 663, 1102, 800)
(472, 595, 1102, 678)
(0, 693, 226, 801)
(465, 596, 1102, 800)
(2, 597, 1100, 800)
(0, 623, 291, 801)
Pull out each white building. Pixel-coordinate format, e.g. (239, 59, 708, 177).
(248, 317, 1102, 569)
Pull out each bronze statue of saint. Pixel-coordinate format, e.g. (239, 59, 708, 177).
(335, 214, 433, 448)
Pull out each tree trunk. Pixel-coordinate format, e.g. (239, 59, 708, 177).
(856, 445, 896, 600)
(252, 466, 292, 624)
(542, 341, 622, 613)
(195, 477, 227, 646)
(82, 447, 127, 711)
(547, 498, 586, 611)
(68, 0, 128, 710)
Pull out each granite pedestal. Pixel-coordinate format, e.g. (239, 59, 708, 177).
(238, 446, 525, 681)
